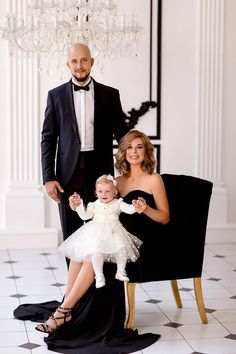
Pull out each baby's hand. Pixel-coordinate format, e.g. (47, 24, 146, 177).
(132, 197, 147, 214)
(69, 192, 81, 211)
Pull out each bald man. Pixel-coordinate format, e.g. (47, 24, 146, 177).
(41, 43, 129, 242)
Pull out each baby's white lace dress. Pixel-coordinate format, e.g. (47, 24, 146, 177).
(59, 198, 143, 263)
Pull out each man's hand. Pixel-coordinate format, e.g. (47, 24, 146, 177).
(45, 180, 64, 203)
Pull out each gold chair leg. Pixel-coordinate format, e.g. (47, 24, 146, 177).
(126, 282, 136, 329)
(193, 277, 208, 324)
(171, 279, 183, 308)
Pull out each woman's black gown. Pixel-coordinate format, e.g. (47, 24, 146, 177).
(14, 190, 161, 354)
(121, 190, 166, 283)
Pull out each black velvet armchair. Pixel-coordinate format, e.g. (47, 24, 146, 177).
(126, 174, 213, 328)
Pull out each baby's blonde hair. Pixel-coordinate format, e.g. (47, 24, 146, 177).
(95, 174, 117, 189)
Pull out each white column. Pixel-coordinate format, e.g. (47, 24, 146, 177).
(197, 0, 236, 242)
(0, 0, 58, 248)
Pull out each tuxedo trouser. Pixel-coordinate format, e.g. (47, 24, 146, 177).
(58, 151, 98, 242)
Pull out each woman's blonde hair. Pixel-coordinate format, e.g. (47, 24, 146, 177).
(115, 130, 156, 174)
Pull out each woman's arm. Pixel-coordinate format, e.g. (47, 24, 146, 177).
(139, 174, 170, 224)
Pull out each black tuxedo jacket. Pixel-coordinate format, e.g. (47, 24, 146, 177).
(41, 78, 128, 187)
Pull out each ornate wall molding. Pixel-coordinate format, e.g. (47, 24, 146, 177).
(0, 0, 58, 249)
(197, 0, 224, 184)
(197, 0, 236, 241)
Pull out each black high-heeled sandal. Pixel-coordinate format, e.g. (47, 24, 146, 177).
(35, 306, 73, 333)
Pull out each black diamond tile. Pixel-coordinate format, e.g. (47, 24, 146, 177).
(146, 299, 162, 304)
(39, 252, 51, 256)
(225, 334, 236, 340)
(10, 293, 27, 298)
(180, 287, 193, 292)
(45, 266, 58, 270)
(51, 283, 65, 287)
(207, 277, 221, 282)
(6, 275, 22, 279)
(19, 342, 41, 349)
(3, 260, 18, 264)
(205, 308, 217, 313)
(164, 321, 183, 328)
(214, 255, 225, 258)
(230, 295, 236, 300)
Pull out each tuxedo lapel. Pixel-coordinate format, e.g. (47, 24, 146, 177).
(65, 80, 79, 139)
(93, 79, 104, 146)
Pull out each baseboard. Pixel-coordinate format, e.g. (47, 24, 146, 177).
(206, 224, 236, 243)
(0, 228, 59, 249)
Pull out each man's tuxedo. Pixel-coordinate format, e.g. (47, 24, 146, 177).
(41, 78, 128, 186)
(41, 78, 129, 240)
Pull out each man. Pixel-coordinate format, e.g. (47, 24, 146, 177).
(41, 43, 129, 241)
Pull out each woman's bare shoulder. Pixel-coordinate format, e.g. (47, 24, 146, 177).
(115, 175, 125, 183)
(149, 172, 162, 181)
(115, 174, 127, 187)
(149, 173, 164, 186)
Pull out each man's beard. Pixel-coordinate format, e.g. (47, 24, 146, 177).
(73, 72, 90, 83)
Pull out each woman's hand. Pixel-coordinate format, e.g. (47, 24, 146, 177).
(132, 197, 147, 214)
(69, 192, 81, 211)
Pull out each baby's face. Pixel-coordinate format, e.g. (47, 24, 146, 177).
(96, 183, 117, 204)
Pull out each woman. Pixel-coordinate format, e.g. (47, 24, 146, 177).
(14, 130, 169, 353)
(115, 129, 170, 282)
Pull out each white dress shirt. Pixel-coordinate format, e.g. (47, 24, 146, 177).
(72, 77, 94, 151)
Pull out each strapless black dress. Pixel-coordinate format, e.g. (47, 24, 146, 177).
(120, 190, 166, 283)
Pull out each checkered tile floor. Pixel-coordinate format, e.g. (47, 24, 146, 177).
(0, 243, 236, 354)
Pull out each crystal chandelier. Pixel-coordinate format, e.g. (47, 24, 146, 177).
(0, 0, 143, 66)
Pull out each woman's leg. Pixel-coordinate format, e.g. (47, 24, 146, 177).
(36, 261, 95, 333)
(62, 261, 95, 308)
(65, 260, 82, 297)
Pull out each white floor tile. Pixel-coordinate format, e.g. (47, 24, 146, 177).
(190, 287, 234, 299)
(141, 339, 193, 354)
(138, 325, 183, 340)
(188, 337, 236, 354)
(0, 306, 16, 319)
(213, 309, 236, 322)
(146, 289, 194, 301)
(178, 323, 230, 339)
(135, 312, 169, 326)
(1, 243, 236, 354)
(165, 311, 218, 324)
(31, 346, 58, 353)
(205, 298, 236, 310)
(223, 322, 236, 333)
(0, 331, 28, 346)
(0, 348, 31, 354)
(0, 318, 26, 332)
(135, 302, 162, 314)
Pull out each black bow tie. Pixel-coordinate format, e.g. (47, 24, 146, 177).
(73, 82, 90, 91)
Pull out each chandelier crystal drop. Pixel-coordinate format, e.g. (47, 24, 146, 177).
(0, 0, 143, 66)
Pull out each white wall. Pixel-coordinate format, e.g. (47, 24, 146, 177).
(223, 0, 236, 222)
(0, 0, 235, 247)
(161, 0, 198, 175)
